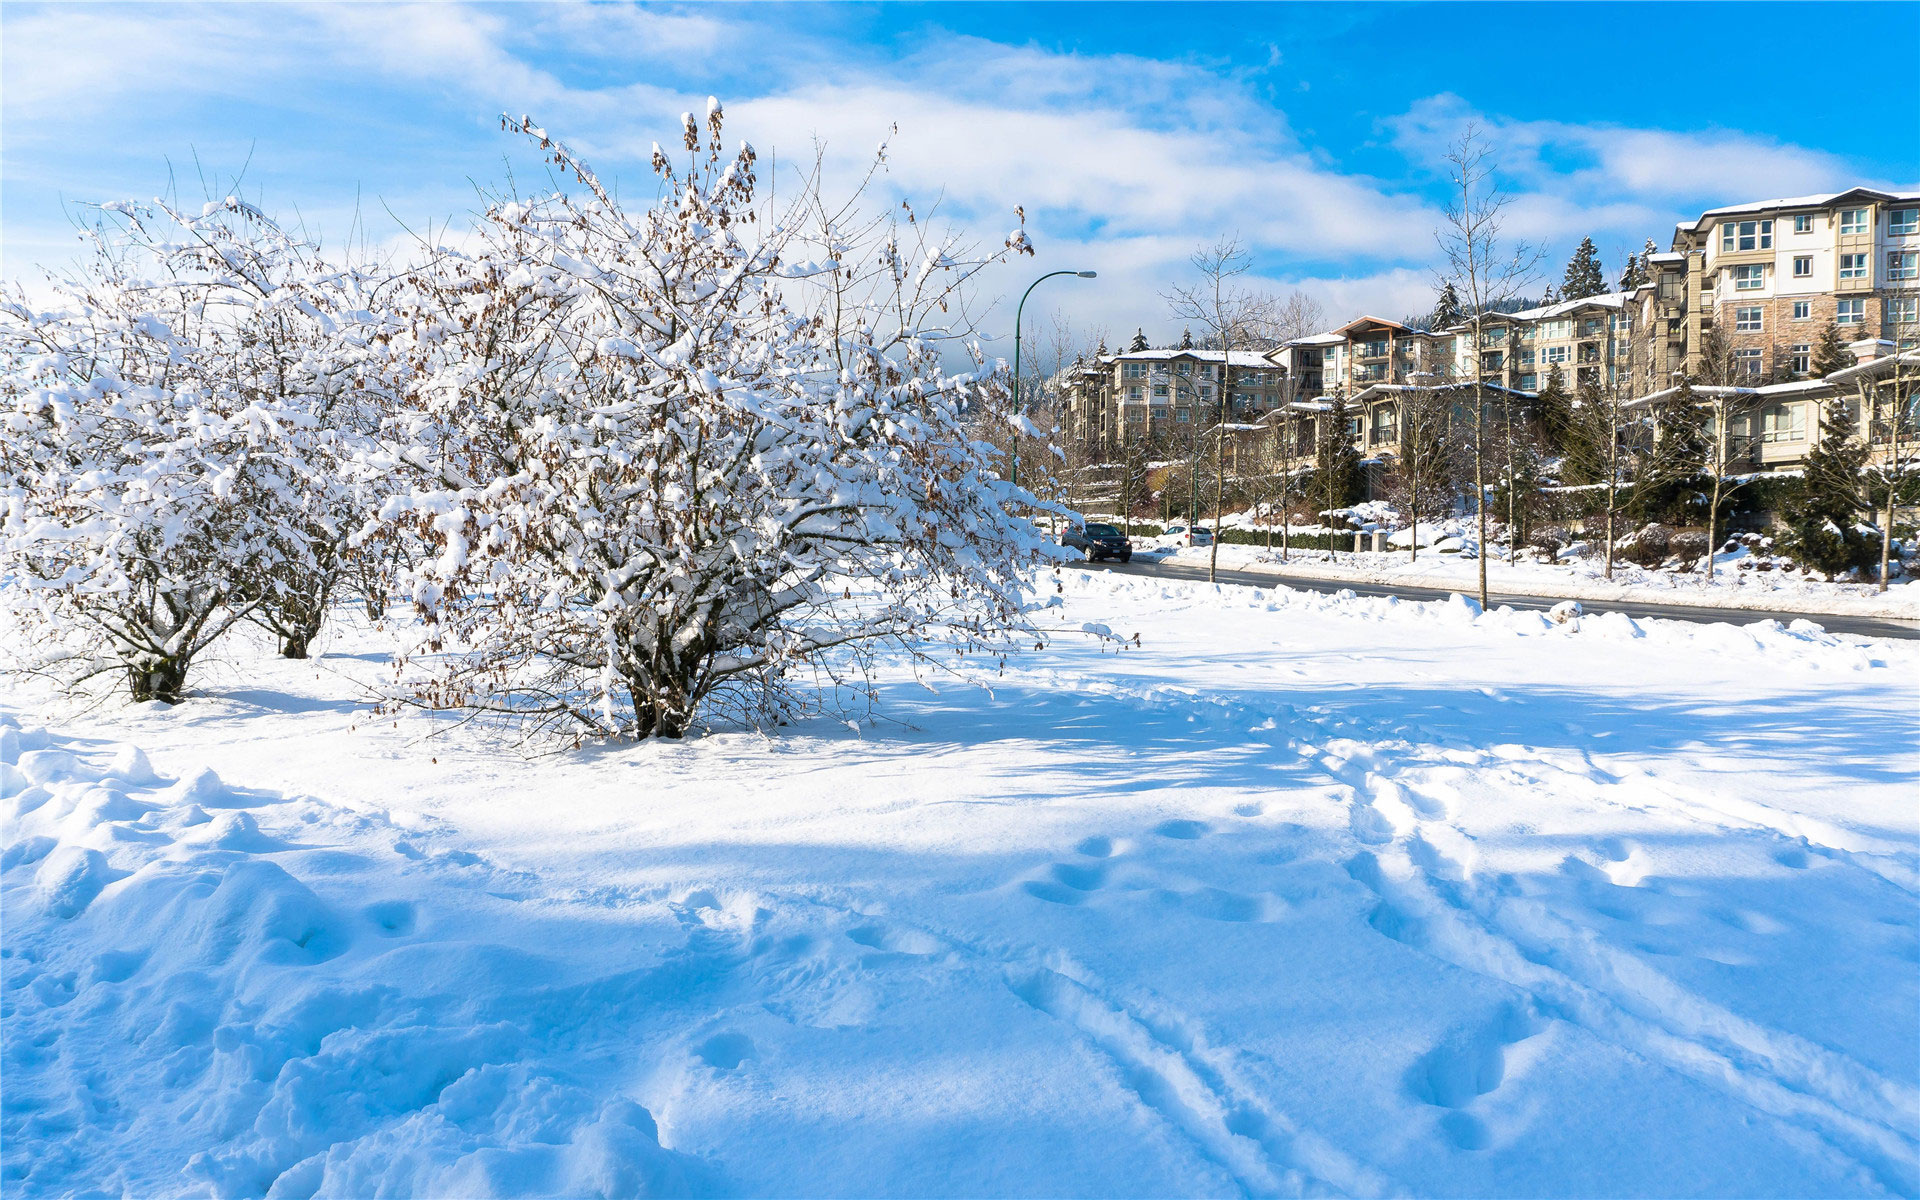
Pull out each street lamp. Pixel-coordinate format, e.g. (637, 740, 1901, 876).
(1010, 269, 1097, 491)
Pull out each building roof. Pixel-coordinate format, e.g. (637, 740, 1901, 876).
(1103, 348, 1276, 368)
(1286, 332, 1349, 347)
(1826, 348, 1920, 386)
(1335, 315, 1411, 336)
(1686, 188, 1920, 230)
(1506, 292, 1632, 322)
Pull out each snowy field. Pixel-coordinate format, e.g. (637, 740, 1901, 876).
(5, 572, 1918, 1197)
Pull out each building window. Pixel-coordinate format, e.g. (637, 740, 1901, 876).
(1836, 298, 1865, 325)
(1790, 344, 1812, 374)
(1720, 219, 1774, 251)
(1518, 373, 1538, 390)
(1887, 297, 1919, 328)
(1839, 253, 1869, 280)
(1480, 351, 1504, 370)
(1760, 403, 1806, 442)
(1889, 251, 1918, 280)
(1792, 256, 1813, 278)
(1198, 385, 1213, 399)
(1839, 209, 1868, 236)
(1175, 410, 1191, 422)
(1544, 345, 1569, 364)
(1892, 208, 1919, 236)
(1734, 348, 1763, 378)
(1793, 300, 1813, 320)
(1518, 348, 1536, 365)
(1153, 384, 1169, 397)
(1793, 214, 1814, 234)
(1735, 306, 1763, 331)
(1370, 408, 1396, 442)
(1732, 264, 1766, 290)
(1122, 362, 1147, 379)
(1127, 386, 1143, 401)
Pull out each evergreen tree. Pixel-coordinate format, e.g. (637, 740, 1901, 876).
(1561, 379, 1610, 486)
(1179, 326, 1194, 350)
(1617, 253, 1642, 293)
(1811, 320, 1852, 378)
(1311, 396, 1366, 546)
(1633, 377, 1712, 525)
(1562, 236, 1607, 300)
(1540, 284, 1559, 305)
(1534, 363, 1574, 457)
(1431, 282, 1462, 330)
(1127, 328, 1148, 353)
(1781, 397, 1873, 576)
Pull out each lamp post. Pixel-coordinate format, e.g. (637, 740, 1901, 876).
(1010, 269, 1097, 492)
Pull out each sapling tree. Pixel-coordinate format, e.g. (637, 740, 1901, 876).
(1435, 126, 1541, 605)
(367, 106, 1051, 741)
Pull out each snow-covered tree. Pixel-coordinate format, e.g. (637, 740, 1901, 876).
(1812, 320, 1853, 378)
(0, 201, 332, 700)
(1561, 236, 1606, 300)
(1781, 398, 1873, 578)
(1430, 282, 1462, 330)
(365, 106, 1051, 741)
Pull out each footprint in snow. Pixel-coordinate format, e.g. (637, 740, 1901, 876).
(695, 1032, 755, 1071)
(847, 923, 942, 956)
(1152, 819, 1209, 840)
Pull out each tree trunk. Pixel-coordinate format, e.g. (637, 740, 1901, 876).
(128, 658, 189, 705)
(1705, 476, 1721, 582)
(1881, 494, 1894, 593)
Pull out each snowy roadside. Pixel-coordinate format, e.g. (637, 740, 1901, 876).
(5, 573, 1916, 1197)
(1137, 541, 1920, 619)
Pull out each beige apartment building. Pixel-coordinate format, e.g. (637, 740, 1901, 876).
(1637, 187, 1920, 391)
(1062, 346, 1285, 449)
(1065, 187, 1917, 483)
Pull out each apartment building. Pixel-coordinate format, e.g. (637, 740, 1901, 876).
(1062, 346, 1286, 450)
(1655, 187, 1920, 388)
(1066, 186, 1916, 479)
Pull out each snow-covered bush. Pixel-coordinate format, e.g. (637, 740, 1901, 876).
(172, 205, 400, 658)
(1, 205, 330, 701)
(1668, 530, 1710, 565)
(366, 107, 1048, 741)
(1618, 523, 1672, 568)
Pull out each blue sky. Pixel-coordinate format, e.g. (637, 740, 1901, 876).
(5, 2, 1917, 348)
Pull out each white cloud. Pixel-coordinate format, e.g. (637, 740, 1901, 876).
(5, 6, 1909, 341)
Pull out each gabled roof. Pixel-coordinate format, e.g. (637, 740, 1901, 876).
(1687, 188, 1920, 230)
(1286, 332, 1349, 347)
(1335, 315, 1411, 336)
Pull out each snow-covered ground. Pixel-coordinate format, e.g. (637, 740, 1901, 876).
(1133, 541, 1920, 619)
(5, 573, 1917, 1197)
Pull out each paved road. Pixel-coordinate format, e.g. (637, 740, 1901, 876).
(1074, 556, 1920, 641)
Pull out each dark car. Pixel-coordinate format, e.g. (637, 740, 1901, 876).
(1061, 521, 1133, 563)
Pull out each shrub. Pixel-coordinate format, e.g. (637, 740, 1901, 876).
(1618, 523, 1672, 567)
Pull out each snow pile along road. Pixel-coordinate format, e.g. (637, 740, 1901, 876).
(4, 572, 1917, 1197)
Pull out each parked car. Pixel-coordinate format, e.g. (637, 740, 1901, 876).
(1160, 524, 1214, 547)
(1061, 522, 1133, 563)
